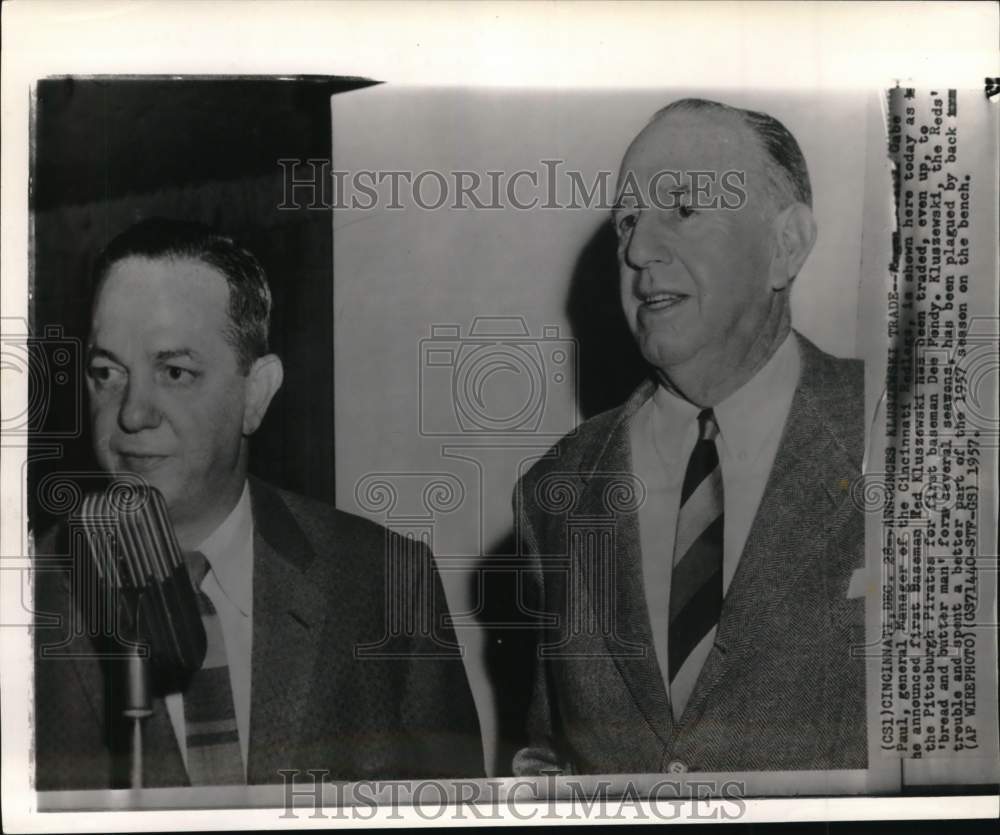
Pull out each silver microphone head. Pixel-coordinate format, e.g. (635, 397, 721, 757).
(74, 482, 206, 692)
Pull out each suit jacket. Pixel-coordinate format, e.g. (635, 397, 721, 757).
(34, 477, 483, 789)
(514, 333, 867, 774)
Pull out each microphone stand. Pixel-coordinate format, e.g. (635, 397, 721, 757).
(78, 484, 205, 791)
(122, 626, 152, 788)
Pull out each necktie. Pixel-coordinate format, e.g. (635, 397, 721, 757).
(668, 409, 724, 705)
(182, 551, 245, 785)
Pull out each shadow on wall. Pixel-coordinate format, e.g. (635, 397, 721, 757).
(476, 529, 532, 777)
(475, 222, 651, 775)
(566, 221, 650, 419)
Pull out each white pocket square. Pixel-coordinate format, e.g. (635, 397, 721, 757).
(847, 568, 867, 599)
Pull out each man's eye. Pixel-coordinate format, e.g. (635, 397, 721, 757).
(615, 213, 637, 235)
(162, 366, 197, 384)
(87, 363, 125, 387)
(663, 189, 697, 220)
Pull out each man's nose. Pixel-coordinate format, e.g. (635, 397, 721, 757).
(623, 210, 673, 271)
(117, 378, 162, 433)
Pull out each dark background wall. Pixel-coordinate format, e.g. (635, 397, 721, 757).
(29, 76, 374, 532)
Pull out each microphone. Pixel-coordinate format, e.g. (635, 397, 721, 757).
(74, 482, 207, 693)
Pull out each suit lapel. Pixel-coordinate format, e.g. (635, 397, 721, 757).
(576, 380, 675, 745)
(138, 694, 190, 787)
(245, 479, 328, 783)
(678, 335, 861, 724)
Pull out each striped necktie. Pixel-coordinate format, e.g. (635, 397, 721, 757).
(668, 409, 724, 706)
(183, 551, 245, 785)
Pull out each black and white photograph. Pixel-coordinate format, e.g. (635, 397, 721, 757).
(1, 1, 998, 830)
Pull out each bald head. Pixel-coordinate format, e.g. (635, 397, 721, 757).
(646, 98, 812, 217)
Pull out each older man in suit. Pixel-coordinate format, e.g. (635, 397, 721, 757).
(34, 218, 483, 789)
(514, 98, 866, 774)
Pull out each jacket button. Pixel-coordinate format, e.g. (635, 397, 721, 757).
(666, 760, 687, 774)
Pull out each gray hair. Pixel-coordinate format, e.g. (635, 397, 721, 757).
(652, 97, 812, 215)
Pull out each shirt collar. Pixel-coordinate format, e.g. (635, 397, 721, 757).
(714, 333, 800, 462)
(193, 480, 253, 616)
(649, 378, 702, 464)
(649, 332, 801, 462)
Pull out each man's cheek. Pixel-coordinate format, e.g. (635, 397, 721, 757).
(89, 411, 113, 459)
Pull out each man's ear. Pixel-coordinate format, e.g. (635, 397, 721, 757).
(243, 354, 284, 435)
(768, 202, 817, 291)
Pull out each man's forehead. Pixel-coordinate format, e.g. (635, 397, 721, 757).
(91, 254, 233, 350)
(95, 255, 230, 310)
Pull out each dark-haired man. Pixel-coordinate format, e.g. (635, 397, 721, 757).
(34, 218, 483, 789)
(515, 99, 866, 774)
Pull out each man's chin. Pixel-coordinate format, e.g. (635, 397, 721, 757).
(639, 333, 698, 375)
(110, 459, 177, 497)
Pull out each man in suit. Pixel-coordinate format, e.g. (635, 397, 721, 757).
(514, 98, 866, 774)
(34, 218, 483, 789)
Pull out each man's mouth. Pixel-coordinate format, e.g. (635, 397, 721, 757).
(115, 452, 170, 472)
(640, 291, 689, 312)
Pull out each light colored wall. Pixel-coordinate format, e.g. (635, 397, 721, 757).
(331, 87, 869, 773)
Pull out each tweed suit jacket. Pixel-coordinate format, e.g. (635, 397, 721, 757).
(34, 477, 483, 790)
(514, 333, 867, 774)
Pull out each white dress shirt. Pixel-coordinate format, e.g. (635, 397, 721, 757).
(166, 480, 254, 774)
(630, 334, 801, 719)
